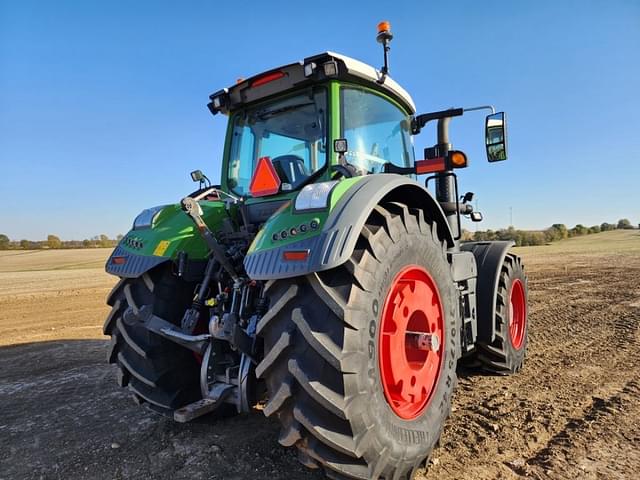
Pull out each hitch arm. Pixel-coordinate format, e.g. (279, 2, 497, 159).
(181, 196, 240, 283)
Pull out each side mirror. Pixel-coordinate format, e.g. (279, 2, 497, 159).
(485, 112, 508, 162)
(470, 211, 483, 222)
(190, 170, 205, 182)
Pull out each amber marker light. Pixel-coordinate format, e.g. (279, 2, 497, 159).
(449, 150, 468, 168)
(377, 20, 391, 34)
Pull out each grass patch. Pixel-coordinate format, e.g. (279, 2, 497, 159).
(514, 230, 640, 256)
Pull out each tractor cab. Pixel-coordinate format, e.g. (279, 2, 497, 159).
(208, 51, 417, 200)
(206, 45, 507, 246)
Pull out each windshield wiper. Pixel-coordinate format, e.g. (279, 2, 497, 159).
(255, 102, 315, 119)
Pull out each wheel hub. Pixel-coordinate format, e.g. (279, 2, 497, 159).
(379, 265, 445, 419)
(508, 278, 526, 349)
(406, 332, 440, 352)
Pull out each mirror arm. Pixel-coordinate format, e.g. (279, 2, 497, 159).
(412, 108, 464, 135)
(413, 106, 497, 135)
(463, 105, 496, 114)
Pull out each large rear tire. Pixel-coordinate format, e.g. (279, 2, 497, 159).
(476, 253, 528, 374)
(257, 203, 459, 479)
(103, 269, 202, 412)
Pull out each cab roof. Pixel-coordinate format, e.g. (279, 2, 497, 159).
(208, 52, 416, 116)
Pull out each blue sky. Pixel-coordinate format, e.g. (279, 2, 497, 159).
(1, 0, 638, 240)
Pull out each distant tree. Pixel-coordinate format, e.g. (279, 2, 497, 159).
(617, 218, 633, 230)
(569, 224, 588, 237)
(47, 234, 62, 249)
(473, 229, 497, 241)
(496, 226, 516, 242)
(116, 234, 124, 241)
(543, 229, 554, 243)
(548, 224, 568, 241)
(545, 224, 564, 242)
(19, 239, 30, 249)
(600, 222, 614, 232)
(82, 239, 91, 247)
(588, 225, 601, 234)
(522, 232, 546, 245)
(0, 234, 9, 250)
(460, 229, 474, 241)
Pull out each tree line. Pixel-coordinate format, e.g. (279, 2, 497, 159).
(463, 218, 636, 247)
(0, 234, 123, 250)
(0, 218, 636, 251)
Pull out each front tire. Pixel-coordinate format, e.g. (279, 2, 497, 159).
(103, 269, 202, 412)
(257, 203, 459, 479)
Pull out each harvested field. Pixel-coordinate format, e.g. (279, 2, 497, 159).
(1, 230, 639, 479)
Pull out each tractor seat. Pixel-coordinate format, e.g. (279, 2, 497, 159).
(271, 155, 309, 189)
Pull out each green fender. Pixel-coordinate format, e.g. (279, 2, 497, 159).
(106, 201, 232, 278)
(244, 174, 454, 280)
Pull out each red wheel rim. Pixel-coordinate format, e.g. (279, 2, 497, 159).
(378, 265, 444, 420)
(508, 279, 526, 349)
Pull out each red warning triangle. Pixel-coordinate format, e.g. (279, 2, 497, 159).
(249, 156, 281, 197)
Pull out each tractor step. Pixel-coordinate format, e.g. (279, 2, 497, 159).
(173, 383, 235, 422)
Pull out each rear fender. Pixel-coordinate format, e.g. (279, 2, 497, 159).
(460, 241, 515, 343)
(244, 174, 454, 280)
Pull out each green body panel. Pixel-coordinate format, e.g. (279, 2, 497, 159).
(329, 176, 362, 209)
(330, 81, 341, 163)
(119, 201, 231, 260)
(246, 176, 365, 254)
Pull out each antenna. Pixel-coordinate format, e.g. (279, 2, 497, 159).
(376, 21, 393, 83)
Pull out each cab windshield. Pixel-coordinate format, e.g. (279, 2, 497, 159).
(340, 86, 414, 174)
(227, 88, 327, 196)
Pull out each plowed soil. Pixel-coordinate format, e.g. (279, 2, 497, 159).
(1, 230, 639, 480)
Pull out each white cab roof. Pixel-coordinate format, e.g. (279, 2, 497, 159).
(325, 51, 416, 113)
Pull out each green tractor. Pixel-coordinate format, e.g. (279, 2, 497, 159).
(104, 23, 528, 479)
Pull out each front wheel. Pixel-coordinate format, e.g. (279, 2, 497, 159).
(257, 203, 460, 479)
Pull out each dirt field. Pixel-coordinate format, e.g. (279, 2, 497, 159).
(1, 231, 639, 480)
